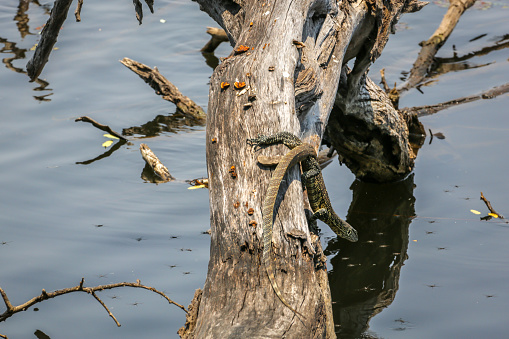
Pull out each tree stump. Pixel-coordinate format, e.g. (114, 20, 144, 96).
(184, 0, 426, 337)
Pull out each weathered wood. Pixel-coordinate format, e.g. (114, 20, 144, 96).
(189, 0, 422, 337)
(328, 68, 417, 182)
(397, 0, 476, 93)
(139, 143, 175, 182)
(120, 57, 206, 121)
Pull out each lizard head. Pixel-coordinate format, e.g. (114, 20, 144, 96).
(343, 225, 358, 242)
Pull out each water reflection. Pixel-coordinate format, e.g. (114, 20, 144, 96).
(326, 174, 415, 338)
(1, 1, 53, 101)
(0, 36, 53, 101)
(76, 139, 128, 165)
(122, 112, 205, 137)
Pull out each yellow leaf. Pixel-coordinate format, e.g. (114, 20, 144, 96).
(102, 140, 113, 148)
(470, 209, 481, 215)
(488, 213, 499, 218)
(103, 134, 119, 140)
(188, 184, 206, 190)
(30, 44, 38, 51)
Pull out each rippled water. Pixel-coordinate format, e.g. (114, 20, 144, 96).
(1, 1, 508, 338)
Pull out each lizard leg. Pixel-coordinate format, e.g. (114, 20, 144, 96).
(309, 207, 330, 222)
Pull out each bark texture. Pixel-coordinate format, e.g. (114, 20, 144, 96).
(187, 0, 424, 337)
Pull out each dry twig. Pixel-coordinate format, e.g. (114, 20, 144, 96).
(480, 192, 504, 219)
(0, 278, 187, 326)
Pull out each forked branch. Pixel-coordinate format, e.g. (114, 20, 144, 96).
(0, 278, 187, 325)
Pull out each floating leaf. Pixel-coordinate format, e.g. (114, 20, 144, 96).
(102, 140, 114, 148)
(188, 184, 206, 190)
(488, 213, 499, 218)
(160, 19, 166, 23)
(30, 44, 38, 51)
(470, 209, 481, 215)
(103, 133, 119, 140)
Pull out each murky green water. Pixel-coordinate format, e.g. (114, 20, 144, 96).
(1, 1, 508, 338)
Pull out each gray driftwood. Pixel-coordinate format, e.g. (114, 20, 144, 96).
(182, 0, 426, 337)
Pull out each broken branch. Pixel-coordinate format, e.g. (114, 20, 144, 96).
(0, 278, 187, 326)
(480, 192, 504, 219)
(74, 0, 84, 22)
(397, 0, 476, 94)
(120, 57, 206, 121)
(140, 143, 175, 182)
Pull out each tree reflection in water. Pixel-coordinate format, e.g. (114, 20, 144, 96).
(326, 174, 415, 338)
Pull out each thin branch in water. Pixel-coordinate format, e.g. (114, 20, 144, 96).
(91, 291, 121, 327)
(400, 83, 509, 117)
(480, 192, 504, 219)
(396, 0, 477, 94)
(0, 279, 188, 326)
(75, 116, 127, 141)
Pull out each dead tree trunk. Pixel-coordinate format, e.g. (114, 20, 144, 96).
(185, 0, 426, 337)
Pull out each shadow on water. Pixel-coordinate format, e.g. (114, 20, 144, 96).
(326, 174, 416, 338)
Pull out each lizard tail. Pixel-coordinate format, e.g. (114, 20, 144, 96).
(261, 145, 315, 320)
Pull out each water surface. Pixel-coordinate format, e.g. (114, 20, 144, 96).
(1, 1, 508, 338)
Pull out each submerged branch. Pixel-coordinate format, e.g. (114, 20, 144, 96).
(400, 83, 509, 117)
(26, 0, 74, 81)
(75, 116, 127, 141)
(120, 57, 206, 121)
(396, 0, 476, 95)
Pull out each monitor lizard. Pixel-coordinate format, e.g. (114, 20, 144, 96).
(247, 132, 358, 318)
